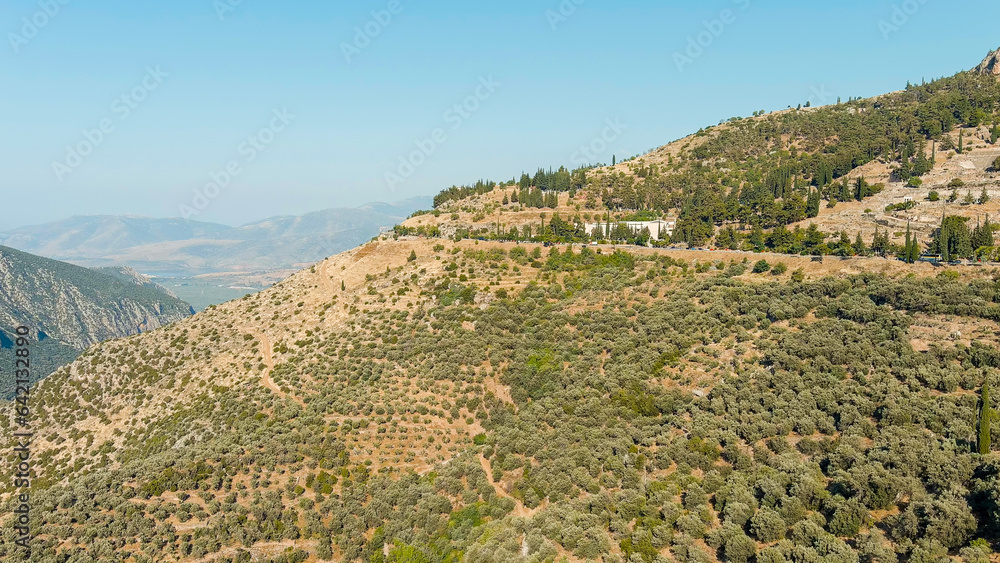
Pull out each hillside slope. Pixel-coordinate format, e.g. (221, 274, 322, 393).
(403, 49, 1000, 258)
(0, 245, 193, 396)
(3, 237, 1000, 562)
(8, 49, 1000, 563)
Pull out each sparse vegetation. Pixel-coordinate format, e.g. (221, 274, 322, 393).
(4, 241, 1000, 562)
(10, 50, 1000, 563)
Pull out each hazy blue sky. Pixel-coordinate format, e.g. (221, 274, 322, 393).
(1, 0, 997, 230)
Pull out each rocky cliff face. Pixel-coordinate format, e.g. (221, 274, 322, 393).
(0, 246, 192, 349)
(974, 46, 1000, 76)
(0, 245, 193, 396)
(91, 265, 181, 299)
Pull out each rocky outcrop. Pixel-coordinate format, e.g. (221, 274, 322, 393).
(92, 265, 181, 299)
(974, 47, 1000, 76)
(0, 245, 192, 350)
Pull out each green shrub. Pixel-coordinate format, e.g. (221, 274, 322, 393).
(750, 509, 787, 543)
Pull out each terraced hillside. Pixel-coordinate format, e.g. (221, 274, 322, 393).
(3, 236, 1000, 562)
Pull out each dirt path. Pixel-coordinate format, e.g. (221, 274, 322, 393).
(318, 257, 337, 296)
(247, 329, 305, 407)
(181, 539, 314, 563)
(478, 454, 543, 519)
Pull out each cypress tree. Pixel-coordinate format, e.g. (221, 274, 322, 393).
(959, 129, 964, 154)
(903, 223, 914, 263)
(980, 383, 993, 455)
(939, 214, 951, 262)
(840, 181, 851, 203)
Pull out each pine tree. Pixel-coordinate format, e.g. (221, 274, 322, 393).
(748, 225, 765, 251)
(913, 139, 932, 176)
(872, 226, 889, 256)
(853, 232, 867, 256)
(519, 173, 531, 190)
(806, 189, 821, 218)
(980, 383, 993, 455)
(979, 187, 990, 205)
(972, 216, 995, 250)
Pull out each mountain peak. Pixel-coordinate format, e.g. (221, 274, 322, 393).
(974, 46, 1000, 76)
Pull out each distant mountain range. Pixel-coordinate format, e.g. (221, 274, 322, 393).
(0, 246, 193, 397)
(0, 197, 433, 276)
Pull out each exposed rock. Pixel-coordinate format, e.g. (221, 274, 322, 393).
(973, 46, 1000, 76)
(0, 246, 192, 348)
(0, 245, 193, 394)
(92, 265, 180, 298)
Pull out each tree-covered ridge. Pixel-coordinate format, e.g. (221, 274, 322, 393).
(432, 168, 592, 209)
(421, 70, 1000, 251)
(3, 240, 1000, 562)
(588, 72, 1000, 245)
